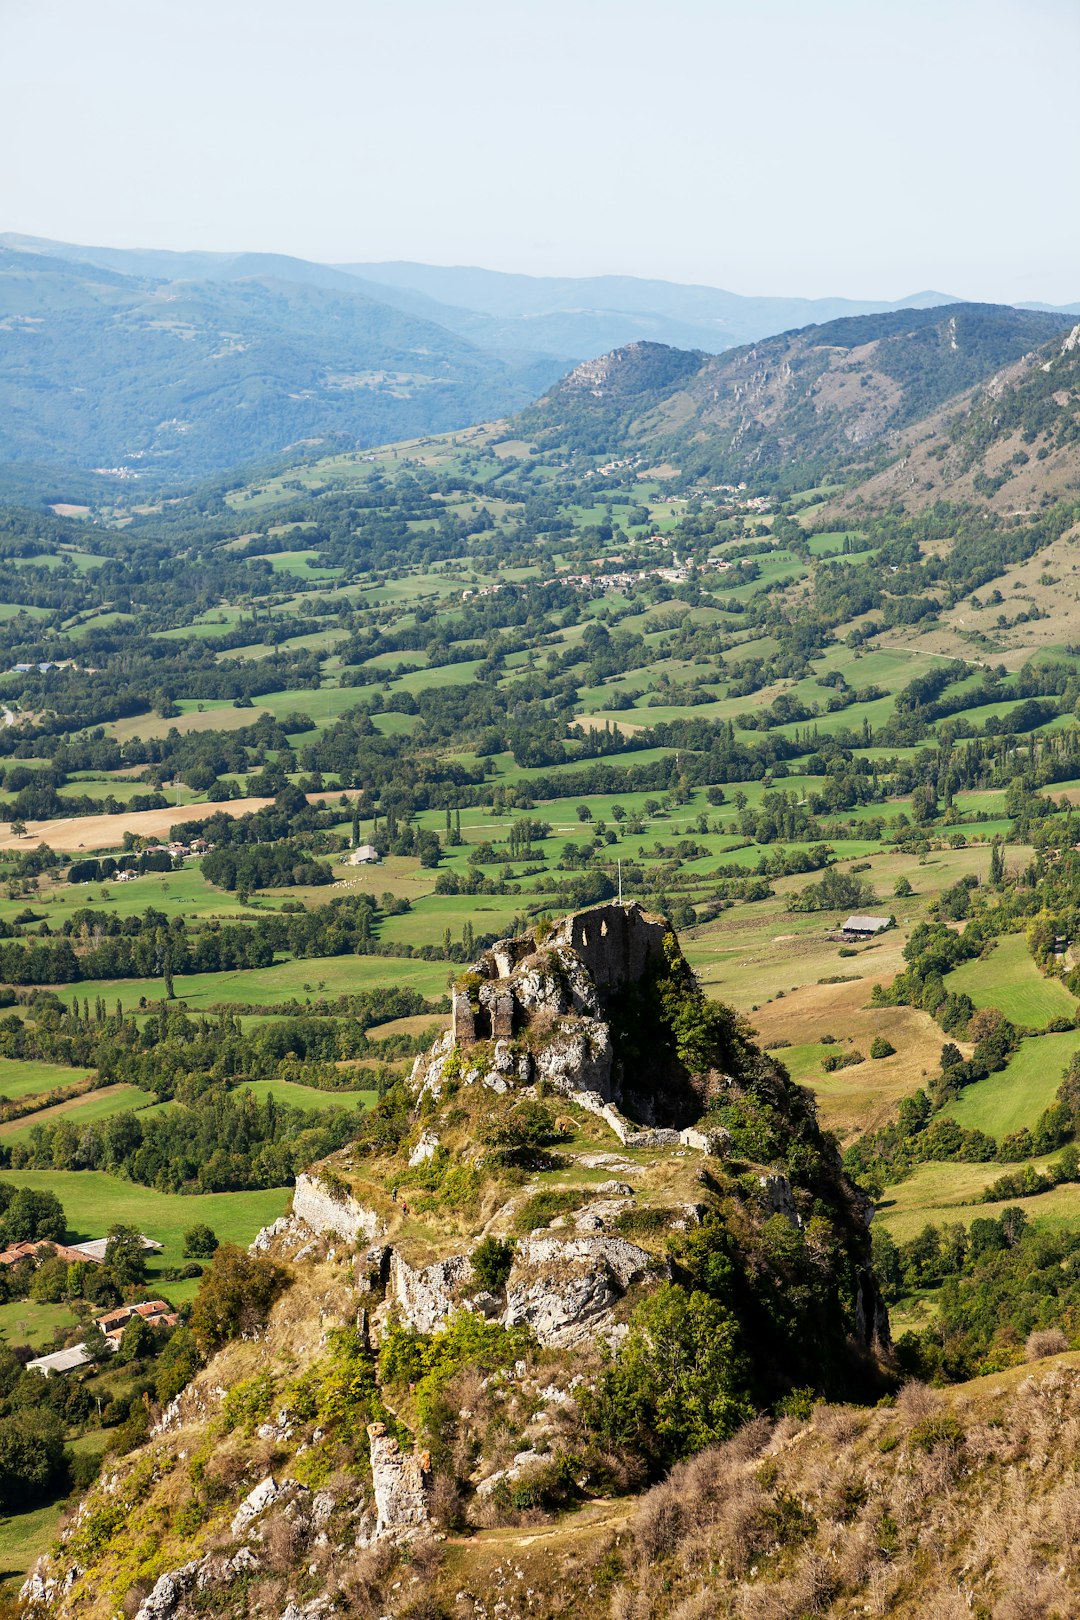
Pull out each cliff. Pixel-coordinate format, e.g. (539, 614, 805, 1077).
(20, 906, 890, 1620)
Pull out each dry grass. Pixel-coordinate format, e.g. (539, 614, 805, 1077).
(750, 978, 963, 1139)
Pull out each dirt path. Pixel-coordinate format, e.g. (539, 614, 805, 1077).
(447, 1497, 634, 1551)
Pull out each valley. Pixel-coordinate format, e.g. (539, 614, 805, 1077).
(0, 299, 1079, 1616)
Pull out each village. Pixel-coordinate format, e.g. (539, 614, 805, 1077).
(0, 1230, 172, 1375)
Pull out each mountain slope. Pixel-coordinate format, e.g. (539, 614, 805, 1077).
(829, 317, 1080, 515)
(514, 304, 1076, 481)
(340, 259, 968, 356)
(0, 247, 563, 480)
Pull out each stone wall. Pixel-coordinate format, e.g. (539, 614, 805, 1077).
(291, 1173, 382, 1246)
(547, 903, 667, 999)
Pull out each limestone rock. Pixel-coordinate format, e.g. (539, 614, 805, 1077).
(572, 1197, 633, 1232)
(292, 1172, 382, 1245)
(367, 1422, 431, 1537)
(408, 1130, 441, 1168)
(758, 1173, 802, 1228)
(386, 1250, 471, 1334)
(231, 1474, 281, 1536)
(475, 1448, 548, 1498)
(502, 1232, 661, 1346)
(533, 1019, 613, 1101)
(132, 1559, 208, 1620)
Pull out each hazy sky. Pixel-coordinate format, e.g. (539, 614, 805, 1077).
(3, 0, 1078, 302)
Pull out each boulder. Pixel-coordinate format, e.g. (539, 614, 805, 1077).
(408, 1130, 441, 1168)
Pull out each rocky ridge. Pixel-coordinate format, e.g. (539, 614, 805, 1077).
(19, 906, 890, 1620)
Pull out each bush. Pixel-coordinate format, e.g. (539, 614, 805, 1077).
(870, 1036, 896, 1059)
(189, 1245, 289, 1355)
(584, 1284, 752, 1472)
(182, 1223, 219, 1259)
(1026, 1327, 1068, 1362)
(0, 1408, 67, 1509)
(822, 1051, 863, 1072)
(512, 1188, 588, 1234)
(470, 1236, 514, 1293)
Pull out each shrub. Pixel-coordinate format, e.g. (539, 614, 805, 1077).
(479, 1100, 565, 1168)
(0, 1408, 67, 1509)
(470, 1236, 514, 1293)
(512, 1188, 588, 1234)
(189, 1244, 289, 1355)
(1026, 1327, 1068, 1361)
(183, 1223, 219, 1259)
(870, 1037, 896, 1059)
(908, 1412, 964, 1452)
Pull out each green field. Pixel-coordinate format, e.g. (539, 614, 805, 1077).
(945, 1031, 1080, 1139)
(55, 951, 452, 1013)
(877, 1156, 1080, 1242)
(947, 934, 1079, 1029)
(234, 1078, 377, 1112)
(0, 1058, 92, 1101)
(0, 1083, 159, 1142)
(0, 1170, 292, 1305)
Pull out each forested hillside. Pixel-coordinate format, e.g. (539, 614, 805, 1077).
(517, 305, 1074, 487)
(0, 247, 559, 481)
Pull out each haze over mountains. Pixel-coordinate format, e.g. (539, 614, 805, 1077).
(0, 231, 1077, 487)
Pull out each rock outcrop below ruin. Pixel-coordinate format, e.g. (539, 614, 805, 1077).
(291, 1172, 383, 1246)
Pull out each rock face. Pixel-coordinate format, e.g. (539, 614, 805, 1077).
(387, 1251, 472, 1335)
(420, 903, 691, 1133)
(378, 1230, 662, 1350)
(503, 1232, 660, 1347)
(291, 1172, 382, 1245)
(366, 1423, 431, 1537)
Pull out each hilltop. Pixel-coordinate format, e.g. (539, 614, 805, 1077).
(19, 906, 889, 1618)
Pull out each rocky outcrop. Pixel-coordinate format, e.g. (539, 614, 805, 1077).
(132, 1559, 208, 1620)
(377, 1227, 660, 1350)
(758, 1172, 802, 1229)
(291, 1172, 382, 1245)
(417, 903, 699, 1137)
(386, 1251, 471, 1335)
(408, 1130, 441, 1168)
(366, 1423, 431, 1538)
(230, 1475, 281, 1536)
(502, 1232, 661, 1347)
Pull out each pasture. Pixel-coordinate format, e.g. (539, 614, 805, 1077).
(947, 934, 1078, 1030)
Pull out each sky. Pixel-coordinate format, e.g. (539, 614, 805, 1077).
(2, 0, 1078, 304)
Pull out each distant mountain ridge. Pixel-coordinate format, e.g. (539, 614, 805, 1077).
(0, 241, 562, 481)
(0, 233, 1076, 489)
(337, 259, 970, 357)
(514, 304, 1077, 484)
